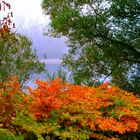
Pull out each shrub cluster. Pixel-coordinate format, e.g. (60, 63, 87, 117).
(0, 76, 140, 139)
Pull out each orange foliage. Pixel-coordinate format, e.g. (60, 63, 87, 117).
(0, 76, 139, 138)
(0, 76, 21, 94)
(97, 82, 110, 89)
(28, 78, 140, 137)
(0, 76, 27, 128)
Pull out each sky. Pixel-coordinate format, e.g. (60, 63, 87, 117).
(7, 0, 68, 64)
(9, 0, 47, 26)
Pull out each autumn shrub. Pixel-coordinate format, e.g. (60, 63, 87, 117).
(28, 79, 140, 140)
(0, 76, 140, 140)
(0, 76, 22, 127)
(0, 76, 39, 139)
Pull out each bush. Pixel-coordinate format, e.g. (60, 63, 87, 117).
(0, 76, 37, 139)
(1, 76, 140, 139)
(28, 79, 140, 139)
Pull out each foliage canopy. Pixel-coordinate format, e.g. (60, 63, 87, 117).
(42, 0, 140, 94)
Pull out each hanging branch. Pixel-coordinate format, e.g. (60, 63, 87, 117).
(0, 0, 15, 37)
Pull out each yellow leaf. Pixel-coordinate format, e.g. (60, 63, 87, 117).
(0, 124, 3, 127)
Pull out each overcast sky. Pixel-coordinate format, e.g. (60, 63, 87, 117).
(7, 0, 68, 64)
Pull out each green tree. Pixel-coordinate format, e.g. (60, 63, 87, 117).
(0, 33, 45, 86)
(42, 0, 140, 94)
(0, 0, 45, 87)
